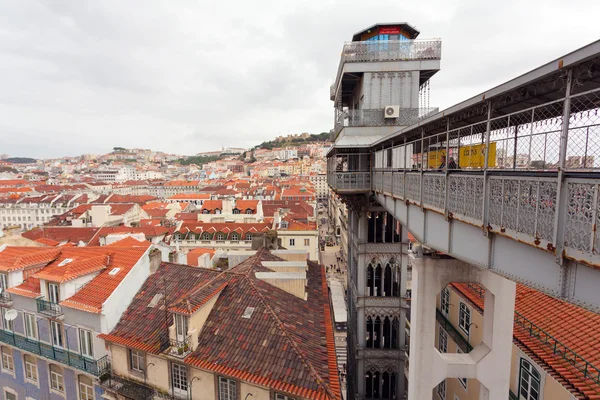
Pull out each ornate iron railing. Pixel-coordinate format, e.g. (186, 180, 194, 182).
(0, 331, 110, 376)
(334, 39, 442, 88)
(169, 335, 192, 358)
(36, 298, 62, 317)
(514, 311, 600, 386)
(463, 283, 600, 386)
(328, 171, 371, 192)
(435, 309, 473, 353)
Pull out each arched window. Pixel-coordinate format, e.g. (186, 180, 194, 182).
(367, 264, 374, 296)
(79, 374, 94, 400)
(519, 359, 541, 400)
(373, 317, 381, 348)
(365, 371, 381, 399)
(366, 317, 374, 348)
(384, 264, 392, 297)
(374, 264, 383, 296)
(382, 317, 391, 349)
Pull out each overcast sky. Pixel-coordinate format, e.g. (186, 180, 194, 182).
(0, 0, 598, 159)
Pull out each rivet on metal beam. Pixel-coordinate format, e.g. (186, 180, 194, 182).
(558, 59, 564, 69)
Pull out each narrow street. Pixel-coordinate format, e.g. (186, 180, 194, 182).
(319, 213, 348, 399)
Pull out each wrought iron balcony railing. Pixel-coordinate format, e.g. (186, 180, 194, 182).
(0, 330, 110, 376)
(36, 298, 62, 317)
(435, 309, 473, 353)
(328, 171, 371, 193)
(334, 39, 442, 88)
(169, 335, 192, 358)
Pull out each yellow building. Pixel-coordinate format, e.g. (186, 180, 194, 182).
(99, 249, 342, 400)
(430, 283, 599, 400)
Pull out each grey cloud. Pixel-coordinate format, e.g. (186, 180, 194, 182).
(0, 0, 598, 158)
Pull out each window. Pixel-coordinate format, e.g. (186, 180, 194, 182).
(129, 349, 145, 372)
(4, 391, 16, 400)
(304, 239, 310, 246)
(289, 238, 295, 247)
(519, 359, 541, 400)
(441, 288, 450, 315)
(245, 233, 252, 241)
(24, 313, 38, 339)
(79, 328, 94, 358)
(202, 233, 211, 240)
(456, 348, 468, 389)
(202, 209, 209, 214)
(51, 321, 64, 348)
(79, 374, 94, 400)
(246, 209, 253, 214)
(48, 283, 60, 303)
(0, 273, 7, 291)
(171, 363, 188, 397)
(232, 209, 240, 214)
(230, 233, 239, 241)
(216, 233, 225, 241)
(24, 354, 37, 382)
(437, 379, 446, 399)
(174, 314, 188, 342)
(438, 327, 448, 353)
(1, 346, 13, 371)
(458, 302, 471, 335)
(50, 364, 64, 392)
(1, 308, 13, 332)
(276, 394, 296, 400)
(219, 376, 237, 400)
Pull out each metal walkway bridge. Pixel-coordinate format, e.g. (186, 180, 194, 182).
(328, 40, 600, 313)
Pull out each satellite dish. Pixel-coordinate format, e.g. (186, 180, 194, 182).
(4, 309, 17, 321)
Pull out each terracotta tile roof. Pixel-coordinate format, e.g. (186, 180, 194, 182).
(164, 180, 199, 187)
(0, 248, 61, 272)
(34, 254, 109, 283)
(99, 264, 221, 353)
(145, 209, 170, 218)
(100, 250, 341, 399)
(200, 200, 222, 213)
(35, 238, 60, 246)
(452, 283, 600, 399)
(234, 200, 258, 211)
(168, 193, 211, 200)
(4, 241, 152, 313)
(22, 227, 100, 245)
(106, 194, 158, 204)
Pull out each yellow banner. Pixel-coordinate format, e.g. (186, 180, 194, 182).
(426, 143, 496, 168)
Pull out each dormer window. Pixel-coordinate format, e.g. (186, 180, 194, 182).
(174, 314, 188, 344)
(202, 233, 212, 241)
(231, 233, 239, 241)
(281, 221, 288, 229)
(215, 209, 221, 214)
(216, 233, 225, 241)
(232, 209, 240, 214)
(246, 209, 253, 214)
(202, 209, 210, 214)
(245, 233, 252, 241)
(48, 283, 60, 304)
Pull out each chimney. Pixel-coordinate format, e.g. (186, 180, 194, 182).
(149, 248, 162, 274)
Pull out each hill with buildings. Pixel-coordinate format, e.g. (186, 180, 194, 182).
(255, 131, 330, 150)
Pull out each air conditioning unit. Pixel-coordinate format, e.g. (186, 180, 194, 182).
(384, 105, 400, 119)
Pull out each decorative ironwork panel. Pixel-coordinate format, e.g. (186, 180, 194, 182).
(537, 180, 557, 242)
(405, 173, 421, 203)
(516, 180, 538, 236)
(448, 175, 484, 221)
(383, 172, 393, 193)
(423, 174, 445, 210)
(565, 182, 595, 252)
(489, 178, 504, 226)
(502, 179, 519, 231)
(393, 172, 404, 198)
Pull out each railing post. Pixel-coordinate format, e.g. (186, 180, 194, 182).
(482, 101, 493, 237)
(420, 128, 425, 209)
(444, 119, 451, 219)
(553, 68, 573, 269)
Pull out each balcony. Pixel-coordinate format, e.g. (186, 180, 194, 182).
(328, 171, 371, 193)
(36, 298, 63, 318)
(334, 39, 442, 88)
(334, 107, 439, 135)
(168, 335, 192, 358)
(0, 331, 110, 377)
(435, 309, 472, 353)
(0, 291, 12, 306)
